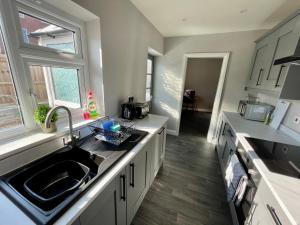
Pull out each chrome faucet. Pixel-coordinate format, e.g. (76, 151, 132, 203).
(45, 105, 79, 147)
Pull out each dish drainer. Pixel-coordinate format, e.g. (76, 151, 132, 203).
(88, 116, 135, 146)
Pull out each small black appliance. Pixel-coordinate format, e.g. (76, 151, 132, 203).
(121, 97, 135, 120)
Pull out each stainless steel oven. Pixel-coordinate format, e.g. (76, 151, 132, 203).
(234, 144, 261, 224)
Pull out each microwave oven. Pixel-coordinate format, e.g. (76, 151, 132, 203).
(238, 101, 274, 122)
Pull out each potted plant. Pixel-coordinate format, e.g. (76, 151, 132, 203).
(34, 104, 58, 133)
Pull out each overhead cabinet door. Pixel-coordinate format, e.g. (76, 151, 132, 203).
(264, 16, 300, 90)
(247, 35, 277, 89)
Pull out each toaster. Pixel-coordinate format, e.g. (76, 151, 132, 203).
(238, 100, 274, 122)
(134, 102, 149, 119)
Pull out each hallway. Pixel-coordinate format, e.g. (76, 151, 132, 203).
(131, 112, 232, 225)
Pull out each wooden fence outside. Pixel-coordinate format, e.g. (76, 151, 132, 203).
(0, 54, 48, 129)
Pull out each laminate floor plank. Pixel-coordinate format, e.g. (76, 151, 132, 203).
(131, 111, 232, 225)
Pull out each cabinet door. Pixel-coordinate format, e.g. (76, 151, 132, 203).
(265, 17, 299, 90)
(216, 121, 226, 159)
(80, 181, 117, 225)
(116, 168, 127, 225)
(245, 179, 293, 225)
(158, 126, 166, 164)
(221, 139, 236, 169)
(127, 147, 147, 225)
(247, 35, 276, 89)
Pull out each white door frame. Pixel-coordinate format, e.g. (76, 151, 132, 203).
(177, 52, 230, 143)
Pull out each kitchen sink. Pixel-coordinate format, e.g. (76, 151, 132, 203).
(24, 160, 90, 203)
(0, 147, 105, 224)
(0, 128, 148, 225)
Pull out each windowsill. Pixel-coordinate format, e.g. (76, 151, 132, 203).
(0, 116, 103, 161)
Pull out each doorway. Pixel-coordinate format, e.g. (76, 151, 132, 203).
(178, 53, 230, 142)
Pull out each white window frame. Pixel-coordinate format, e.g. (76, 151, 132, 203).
(16, 1, 83, 58)
(0, 0, 90, 140)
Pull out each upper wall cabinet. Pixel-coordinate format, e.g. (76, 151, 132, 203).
(247, 34, 277, 89)
(246, 12, 300, 94)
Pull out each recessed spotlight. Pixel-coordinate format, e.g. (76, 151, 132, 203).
(240, 9, 248, 14)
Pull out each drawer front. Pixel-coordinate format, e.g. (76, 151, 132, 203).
(256, 180, 293, 225)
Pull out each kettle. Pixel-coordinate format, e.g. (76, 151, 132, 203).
(121, 97, 135, 120)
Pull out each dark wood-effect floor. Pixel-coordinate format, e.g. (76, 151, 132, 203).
(131, 111, 233, 225)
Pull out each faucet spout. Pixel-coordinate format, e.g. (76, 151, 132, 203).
(45, 105, 76, 147)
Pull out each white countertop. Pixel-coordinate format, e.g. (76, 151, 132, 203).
(0, 114, 168, 225)
(223, 112, 300, 225)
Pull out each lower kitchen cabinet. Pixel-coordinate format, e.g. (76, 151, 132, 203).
(245, 179, 292, 225)
(77, 125, 166, 225)
(79, 170, 126, 225)
(150, 126, 167, 184)
(126, 146, 147, 225)
(216, 122, 236, 168)
(116, 168, 127, 225)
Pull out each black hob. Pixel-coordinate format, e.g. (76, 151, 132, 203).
(246, 137, 300, 179)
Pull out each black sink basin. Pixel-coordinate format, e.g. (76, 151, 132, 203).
(24, 160, 90, 203)
(0, 147, 105, 224)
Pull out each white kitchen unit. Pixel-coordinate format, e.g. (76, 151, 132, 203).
(216, 112, 300, 225)
(0, 114, 168, 225)
(246, 11, 300, 95)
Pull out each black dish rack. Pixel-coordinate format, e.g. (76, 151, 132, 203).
(88, 116, 135, 146)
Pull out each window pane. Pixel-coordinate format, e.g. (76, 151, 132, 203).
(146, 75, 152, 89)
(147, 59, 152, 74)
(51, 68, 80, 104)
(0, 28, 23, 131)
(19, 12, 76, 54)
(29, 65, 81, 108)
(145, 89, 151, 102)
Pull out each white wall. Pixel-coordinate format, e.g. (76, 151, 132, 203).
(73, 0, 164, 115)
(152, 30, 267, 133)
(248, 90, 300, 134)
(184, 58, 223, 111)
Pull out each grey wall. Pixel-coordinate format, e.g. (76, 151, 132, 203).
(152, 30, 267, 132)
(185, 58, 223, 111)
(249, 91, 300, 134)
(73, 0, 164, 115)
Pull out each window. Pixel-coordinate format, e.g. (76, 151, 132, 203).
(0, 0, 89, 136)
(18, 11, 76, 54)
(29, 65, 81, 108)
(146, 55, 154, 102)
(0, 27, 23, 131)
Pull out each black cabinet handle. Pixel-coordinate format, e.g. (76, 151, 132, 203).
(130, 163, 135, 187)
(256, 68, 263, 86)
(227, 129, 234, 138)
(275, 65, 286, 88)
(267, 204, 282, 225)
(120, 175, 126, 201)
(158, 127, 165, 135)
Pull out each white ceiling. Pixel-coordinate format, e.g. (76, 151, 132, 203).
(130, 0, 300, 37)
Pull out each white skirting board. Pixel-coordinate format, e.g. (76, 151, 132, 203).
(167, 129, 178, 136)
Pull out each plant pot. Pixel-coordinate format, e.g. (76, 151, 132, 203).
(40, 122, 57, 133)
